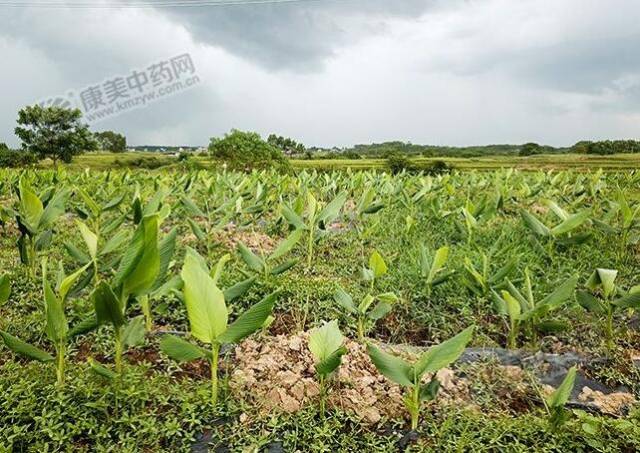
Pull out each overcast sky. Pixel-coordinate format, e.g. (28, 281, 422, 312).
(1, 0, 639, 148)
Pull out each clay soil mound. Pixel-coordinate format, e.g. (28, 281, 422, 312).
(230, 332, 469, 424)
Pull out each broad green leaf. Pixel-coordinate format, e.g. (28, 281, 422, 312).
(92, 282, 125, 329)
(551, 211, 590, 236)
(547, 366, 577, 408)
(613, 292, 640, 309)
(0, 274, 10, 305)
(68, 315, 98, 338)
(122, 316, 145, 347)
(100, 229, 129, 256)
(269, 229, 303, 261)
(237, 242, 265, 273)
(39, 188, 70, 230)
(315, 345, 347, 378)
(211, 254, 231, 285)
(520, 210, 551, 237)
(223, 276, 256, 302)
(43, 262, 67, 343)
(181, 196, 206, 217)
(369, 250, 388, 279)
(334, 286, 357, 314)
(187, 218, 206, 241)
(281, 204, 307, 229)
(576, 290, 606, 314)
(503, 291, 522, 323)
(217, 291, 278, 344)
(88, 358, 116, 380)
(419, 377, 441, 402)
(367, 343, 414, 387)
(64, 242, 91, 265)
(309, 320, 344, 362)
(414, 326, 474, 377)
(76, 220, 98, 259)
(428, 246, 449, 283)
(358, 294, 376, 314)
(270, 259, 297, 275)
(317, 191, 347, 226)
(151, 227, 177, 290)
(160, 335, 206, 362)
(58, 263, 91, 302)
(368, 301, 392, 320)
(180, 252, 227, 344)
(19, 177, 43, 231)
(586, 269, 618, 298)
(0, 331, 54, 362)
(539, 276, 578, 310)
(122, 215, 160, 297)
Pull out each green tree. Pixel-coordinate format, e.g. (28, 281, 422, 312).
(267, 134, 306, 155)
(14, 105, 97, 165)
(519, 142, 542, 156)
(94, 130, 127, 152)
(209, 129, 290, 171)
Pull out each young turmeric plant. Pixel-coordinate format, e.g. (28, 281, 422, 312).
(160, 248, 278, 405)
(308, 320, 347, 417)
(334, 286, 398, 341)
(367, 326, 474, 430)
(0, 258, 89, 386)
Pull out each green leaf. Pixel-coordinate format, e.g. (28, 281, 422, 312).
(520, 210, 551, 237)
(76, 220, 98, 259)
(576, 290, 607, 314)
(315, 345, 347, 378)
(211, 254, 231, 285)
(502, 291, 522, 323)
(39, 188, 70, 230)
(547, 366, 577, 409)
(334, 286, 357, 314)
(58, 263, 91, 302)
(180, 251, 227, 344)
(187, 218, 206, 241)
(0, 331, 54, 362)
(237, 242, 265, 273)
(152, 227, 177, 290)
(281, 203, 307, 229)
(19, 177, 43, 231)
(586, 269, 618, 299)
(428, 246, 449, 284)
(551, 211, 590, 236)
(223, 276, 256, 303)
(270, 259, 298, 275)
(414, 326, 474, 377)
(317, 191, 347, 226)
(419, 377, 441, 402)
(368, 301, 392, 321)
(539, 276, 578, 310)
(43, 262, 67, 343)
(0, 274, 10, 305)
(358, 294, 376, 313)
(88, 358, 116, 380)
(368, 250, 388, 279)
(92, 282, 125, 329)
(366, 343, 414, 387)
(100, 229, 129, 256)
(613, 292, 640, 309)
(122, 215, 160, 297)
(160, 335, 206, 362)
(269, 229, 303, 261)
(68, 315, 98, 338)
(309, 320, 344, 362)
(181, 196, 206, 217)
(64, 241, 91, 265)
(122, 316, 145, 348)
(217, 291, 278, 344)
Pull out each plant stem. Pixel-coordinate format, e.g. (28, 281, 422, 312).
(56, 342, 65, 387)
(410, 384, 420, 430)
(140, 295, 152, 331)
(114, 328, 123, 375)
(606, 307, 614, 349)
(210, 342, 220, 406)
(357, 318, 364, 342)
(319, 375, 326, 417)
(306, 228, 314, 269)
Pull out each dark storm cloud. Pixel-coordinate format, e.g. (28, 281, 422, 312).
(161, 0, 437, 71)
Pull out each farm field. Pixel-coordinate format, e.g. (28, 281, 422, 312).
(49, 151, 640, 172)
(1, 166, 640, 451)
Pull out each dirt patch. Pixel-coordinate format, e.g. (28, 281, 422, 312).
(578, 387, 636, 415)
(230, 332, 470, 424)
(214, 223, 276, 253)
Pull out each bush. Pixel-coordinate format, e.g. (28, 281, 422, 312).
(0, 146, 38, 168)
(426, 160, 452, 175)
(386, 154, 416, 174)
(209, 129, 290, 172)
